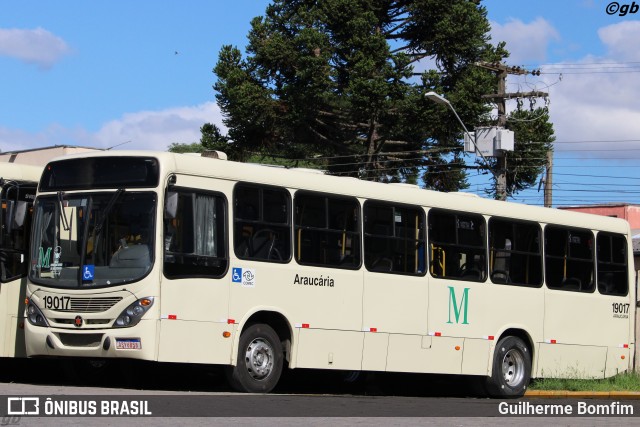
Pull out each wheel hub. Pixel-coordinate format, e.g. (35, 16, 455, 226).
(501, 348, 525, 386)
(245, 338, 274, 380)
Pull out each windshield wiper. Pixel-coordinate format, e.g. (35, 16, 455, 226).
(57, 191, 70, 231)
(94, 189, 125, 236)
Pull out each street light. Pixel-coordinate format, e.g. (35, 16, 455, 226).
(425, 92, 496, 175)
(424, 91, 501, 184)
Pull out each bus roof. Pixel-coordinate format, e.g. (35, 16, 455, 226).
(45, 150, 631, 235)
(0, 162, 43, 183)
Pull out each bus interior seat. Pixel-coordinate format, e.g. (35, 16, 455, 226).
(491, 270, 510, 284)
(251, 229, 276, 259)
(458, 258, 483, 280)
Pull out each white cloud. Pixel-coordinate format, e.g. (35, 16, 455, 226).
(0, 102, 226, 153)
(492, 17, 640, 160)
(544, 64, 640, 158)
(0, 27, 71, 69)
(501, 60, 640, 160)
(598, 21, 640, 61)
(93, 102, 226, 150)
(490, 18, 560, 65)
(541, 21, 640, 158)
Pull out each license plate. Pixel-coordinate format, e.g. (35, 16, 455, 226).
(115, 338, 142, 350)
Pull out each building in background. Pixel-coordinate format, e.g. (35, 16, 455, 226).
(561, 204, 640, 229)
(560, 203, 640, 272)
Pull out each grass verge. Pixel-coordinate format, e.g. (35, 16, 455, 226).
(529, 372, 640, 392)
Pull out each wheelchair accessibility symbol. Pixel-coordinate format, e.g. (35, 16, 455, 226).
(232, 267, 255, 287)
(82, 264, 95, 281)
(232, 268, 242, 283)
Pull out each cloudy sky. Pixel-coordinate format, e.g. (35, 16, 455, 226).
(1, 0, 639, 206)
(484, 0, 640, 206)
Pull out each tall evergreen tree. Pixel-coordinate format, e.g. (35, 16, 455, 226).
(497, 107, 555, 196)
(212, 0, 554, 196)
(214, 0, 507, 191)
(168, 123, 230, 154)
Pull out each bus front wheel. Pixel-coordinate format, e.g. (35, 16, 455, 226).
(226, 323, 283, 393)
(485, 336, 531, 398)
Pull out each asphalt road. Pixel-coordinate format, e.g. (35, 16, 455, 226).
(0, 359, 637, 426)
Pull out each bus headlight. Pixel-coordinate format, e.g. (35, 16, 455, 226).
(26, 300, 49, 327)
(114, 297, 154, 328)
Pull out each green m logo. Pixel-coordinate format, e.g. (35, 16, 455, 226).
(38, 247, 52, 268)
(447, 286, 470, 325)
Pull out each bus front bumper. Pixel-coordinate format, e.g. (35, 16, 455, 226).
(25, 319, 157, 361)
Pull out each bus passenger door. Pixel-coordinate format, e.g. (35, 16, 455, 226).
(158, 187, 232, 365)
(361, 203, 429, 373)
(540, 289, 610, 378)
(362, 270, 428, 372)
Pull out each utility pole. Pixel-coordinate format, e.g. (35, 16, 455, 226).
(476, 62, 548, 201)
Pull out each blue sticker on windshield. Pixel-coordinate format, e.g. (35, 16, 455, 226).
(82, 265, 95, 281)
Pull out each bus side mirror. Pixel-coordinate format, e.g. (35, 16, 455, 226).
(12, 201, 27, 228)
(165, 192, 178, 219)
(4, 200, 14, 233)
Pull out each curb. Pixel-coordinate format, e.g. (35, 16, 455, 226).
(525, 390, 640, 399)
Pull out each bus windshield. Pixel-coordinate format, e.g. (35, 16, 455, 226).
(29, 191, 156, 288)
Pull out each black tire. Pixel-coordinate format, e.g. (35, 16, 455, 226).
(226, 323, 283, 393)
(485, 336, 531, 398)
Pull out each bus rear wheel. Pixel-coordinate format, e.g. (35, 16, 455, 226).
(226, 323, 283, 393)
(485, 336, 531, 398)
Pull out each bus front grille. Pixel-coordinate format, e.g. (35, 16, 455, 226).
(53, 318, 112, 325)
(51, 297, 123, 313)
(57, 333, 103, 347)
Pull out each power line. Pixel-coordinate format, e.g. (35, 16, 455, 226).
(550, 172, 640, 180)
(553, 181, 640, 188)
(534, 61, 640, 67)
(488, 140, 640, 147)
(542, 70, 640, 75)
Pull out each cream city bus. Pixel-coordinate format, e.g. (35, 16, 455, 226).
(0, 163, 40, 358)
(24, 151, 635, 397)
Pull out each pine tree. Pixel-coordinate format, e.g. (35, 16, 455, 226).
(499, 107, 555, 196)
(213, 0, 508, 191)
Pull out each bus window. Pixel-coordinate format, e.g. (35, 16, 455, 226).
(294, 192, 360, 269)
(164, 189, 227, 278)
(488, 218, 542, 287)
(364, 201, 425, 275)
(0, 183, 36, 282)
(428, 209, 486, 282)
(544, 225, 594, 292)
(233, 184, 291, 262)
(597, 232, 628, 296)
